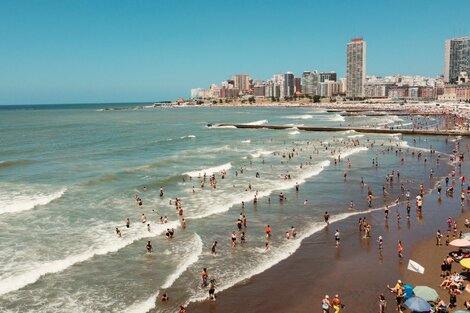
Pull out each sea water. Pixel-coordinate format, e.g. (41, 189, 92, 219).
(0, 104, 453, 312)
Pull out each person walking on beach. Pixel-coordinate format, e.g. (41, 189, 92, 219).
(379, 293, 387, 313)
(332, 294, 343, 313)
(322, 295, 332, 313)
(397, 240, 403, 259)
(208, 278, 216, 301)
(436, 229, 443, 246)
(377, 236, 384, 250)
(335, 229, 340, 247)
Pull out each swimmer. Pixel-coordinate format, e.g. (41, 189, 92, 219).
(116, 227, 122, 237)
(290, 226, 297, 239)
(160, 293, 169, 302)
(265, 225, 271, 239)
(211, 241, 218, 255)
(147, 223, 151, 232)
(160, 187, 164, 197)
(285, 231, 290, 240)
(304, 199, 308, 205)
(240, 231, 246, 243)
(231, 231, 237, 247)
(324, 211, 330, 224)
(146, 240, 153, 254)
(201, 268, 208, 287)
(126, 218, 130, 228)
(181, 218, 187, 228)
(141, 214, 147, 223)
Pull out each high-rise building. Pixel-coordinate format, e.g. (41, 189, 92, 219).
(444, 36, 470, 83)
(319, 72, 337, 82)
(283, 72, 295, 98)
(232, 74, 250, 92)
(301, 71, 319, 96)
(346, 38, 366, 98)
(294, 77, 302, 94)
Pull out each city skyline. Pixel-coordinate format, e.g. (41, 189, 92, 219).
(0, 0, 469, 105)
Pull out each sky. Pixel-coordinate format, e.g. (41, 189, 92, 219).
(0, 0, 469, 105)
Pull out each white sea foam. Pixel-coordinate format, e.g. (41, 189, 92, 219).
(190, 160, 331, 220)
(126, 292, 160, 313)
(0, 187, 67, 215)
(244, 120, 268, 125)
(335, 146, 368, 159)
(347, 134, 365, 138)
(180, 135, 196, 139)
(330, 114, 346, 122)
(241, 139, 251, 143)
(183, 162, 232, 177)
(250, 150, 274, 158)
(208, 125, 237, 129)
(0, 220, 180, 296)
(289, 130, 301, 135)
(161, 233, 203, 289)
(126, 233, 203, 313)
(284, 114, 313, 120)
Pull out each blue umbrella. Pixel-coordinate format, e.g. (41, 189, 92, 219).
(404, 296, 431, 312)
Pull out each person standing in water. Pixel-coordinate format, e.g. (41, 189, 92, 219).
(211, 241, 218, 255)
(335, 229, 340, 247)
(159, 187, 164, 197)
(146, 240, 153, 254)
(397, 240, 403, 258)
(201, 268, 208, 287)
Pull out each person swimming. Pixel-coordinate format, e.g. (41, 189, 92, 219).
(146, 240, 153, 253)
(115, 227, 122, 237)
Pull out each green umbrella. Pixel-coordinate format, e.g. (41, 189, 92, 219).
(412, 286, 439, 302)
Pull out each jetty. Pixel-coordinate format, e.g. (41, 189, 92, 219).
(210, 124, 470, 137)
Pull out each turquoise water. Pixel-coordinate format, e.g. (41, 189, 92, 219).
(0, 105, 452, 312)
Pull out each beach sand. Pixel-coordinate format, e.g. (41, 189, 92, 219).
(188, 140, 470, 313)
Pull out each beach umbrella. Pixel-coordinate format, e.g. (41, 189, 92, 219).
(412, 286, 439, 302)
(461, 258, 470, 269)
(450, 238, 470, 247)
(404, 297, 431, 312)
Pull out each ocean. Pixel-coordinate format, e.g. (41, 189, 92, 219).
(0, 104, 452, 312)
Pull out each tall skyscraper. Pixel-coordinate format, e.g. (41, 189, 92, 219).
(232, 74, 250, 92)
(346, 38, 366, 98)
(444, 36, 470, 83)
(283, 72, 295, 98)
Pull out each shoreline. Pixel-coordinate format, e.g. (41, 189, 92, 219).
(187, 139, 469, 313)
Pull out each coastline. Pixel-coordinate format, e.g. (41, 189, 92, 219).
(187, 139, 470, 313)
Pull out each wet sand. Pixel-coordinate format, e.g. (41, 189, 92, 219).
(188, 141, 469, 313)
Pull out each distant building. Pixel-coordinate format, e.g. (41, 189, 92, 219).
(232, 74, 250, 92)
(301, 71, 319, 96)
(456, 83, 470, 101)
(294, 77, 302, 94)
(320, 72, 337, 82)
(283, 72, 295, 98)
(444, 36, 470, 83)
(346, 38, 366, 98)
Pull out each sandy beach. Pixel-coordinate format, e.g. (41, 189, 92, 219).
(188, 138, 470, 313)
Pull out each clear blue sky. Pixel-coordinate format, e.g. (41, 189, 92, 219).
(0, 0, 469, 105)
